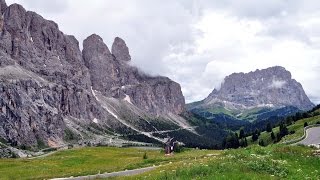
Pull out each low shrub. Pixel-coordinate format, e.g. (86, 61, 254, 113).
(143, 152, 148, 159)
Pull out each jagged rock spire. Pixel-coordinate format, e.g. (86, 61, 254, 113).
(112, 37, 131, 61)
(0, 0, 7, 14)
(83, 34, 111, 56)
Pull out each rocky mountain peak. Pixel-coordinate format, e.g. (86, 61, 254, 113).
(82, 34, 118, 97)
(0, 0, 7, 14)
(224, 66, 291, 85)
(112, 37, 131, 62)
(202, 66, 314, 111)
(3, 3, 27, 33)
(0, 1, 191, 148)
(82, 34, 185, 114)
(83, 34, 111, 56)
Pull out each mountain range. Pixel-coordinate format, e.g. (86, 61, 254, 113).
(0, 0, 316, 153)
(0, 1, 224, 150)
(188, 66, 314, 131)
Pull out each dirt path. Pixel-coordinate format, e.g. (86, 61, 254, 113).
(51, 166, 157, 180)
(27, 150, 58, 159)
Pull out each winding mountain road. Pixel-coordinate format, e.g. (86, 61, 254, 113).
(298, 126, 320, 146)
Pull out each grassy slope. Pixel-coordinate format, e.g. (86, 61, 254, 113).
(0, 145, 319, 179)
(280, 115, 320, 143)
(197, 106, 278, 122)
(248, 115, 320, 146)
(200, 106, 260, 120)
(207, 107, 235, 117)
(0, 147, 217, 180)
(238, 107, 266, 120)
(116, 145, 320, 180)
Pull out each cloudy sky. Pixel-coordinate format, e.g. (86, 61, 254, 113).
(6, 0, 320, 104)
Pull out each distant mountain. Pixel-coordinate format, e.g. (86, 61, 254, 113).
(0, 0, 228, 150)
(188, 66, 314, 124)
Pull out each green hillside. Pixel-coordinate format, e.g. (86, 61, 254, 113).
(0, 147, 216, 180)
(246, 105, 320, 146)
(249, 115, 320, 146)
(117, 145, 320, 179)
(188, 104, 300, 123)
(0, 144, 319, 179)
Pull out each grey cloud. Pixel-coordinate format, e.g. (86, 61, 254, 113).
(7, 0, 68, 14)
(199, 0, 301, 19)
(53, 0, 201, 76)
(198, 0, 320, 44)
(259, 19, 311, 44)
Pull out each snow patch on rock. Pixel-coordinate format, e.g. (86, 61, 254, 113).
(91, 87, 119, 119)
(124, 94, 133, 104)
(90, 87, 166, 143)
(93, 118, 99, 124)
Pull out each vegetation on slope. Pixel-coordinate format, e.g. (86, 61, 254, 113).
(1, 136, 319, 179)
(190, 105, 301, 139)
(180, 112, 230, 149)
(240, 105, 320, 147)
(0, 147, 216, 180)
(221, 105, 320, 148)
(116, 145, 320, 179)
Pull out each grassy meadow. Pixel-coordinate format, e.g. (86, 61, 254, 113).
(116, 145, 320, 180)
(0, 147, 216, 180)
(247, 115, 320, 146)
(0, 144, 319, 179)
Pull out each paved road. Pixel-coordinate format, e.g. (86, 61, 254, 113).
(298, 127, 320, 146)
(51, 166, 157, 180)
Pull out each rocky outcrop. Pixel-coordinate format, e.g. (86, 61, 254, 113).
(0, 1, 187, 148)
(83, 34, 185, 115)
(1, 3, 91, 88)
(0, 0, 7, 15)
(124, 76, 185, 115)
(112, 37, 131, 62)
(0, 147, 14, 158)
(0, 0, 6, 32)
(195, 66, 314, 111)
(83, 34, 118, 97)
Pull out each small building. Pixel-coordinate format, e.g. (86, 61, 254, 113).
(164, 137, 175, 155)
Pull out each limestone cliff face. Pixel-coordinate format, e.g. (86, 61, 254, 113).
(112, 37, 131, 62)
(83, 34, 185, 115)
(1, 3, 91, 88)
(198, 66, 314, 111)
(0, 1, 186, 148)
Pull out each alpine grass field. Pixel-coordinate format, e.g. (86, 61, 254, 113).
(117, 145, 320, 180)
(0, 145, 319, 179)
(0, 147, 216, 180)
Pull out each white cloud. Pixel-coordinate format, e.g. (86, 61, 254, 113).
(270, 80, 287, 89)
(166, 10, 320, 104)
(5, 0, 320, 104)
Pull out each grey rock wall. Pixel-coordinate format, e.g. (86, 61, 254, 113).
(202, 66, 314, 111)
(0, 1, 186, 148)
